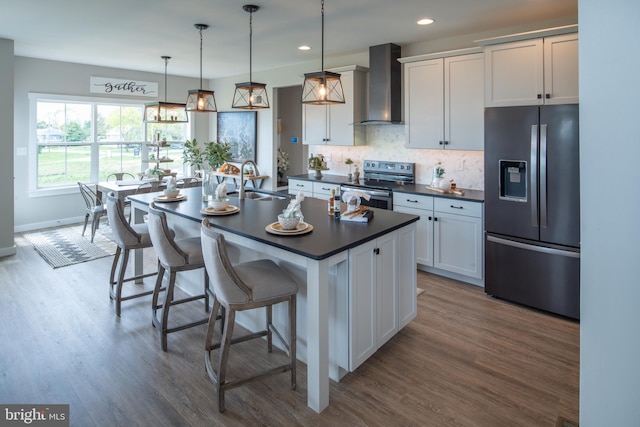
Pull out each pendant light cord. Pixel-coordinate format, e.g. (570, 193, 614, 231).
(321, 0, 325, 72)
(163, 56, 169, 102)
(199, 27, 204, 90)
(249, 8, 253, 84)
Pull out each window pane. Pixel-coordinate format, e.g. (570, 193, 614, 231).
(37, 101, 92, 143)
(97, 104, 144, 143)
(37, 145, 91, 187)
(98, 144, 142, 180)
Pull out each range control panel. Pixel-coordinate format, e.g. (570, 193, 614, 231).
(363, 160, 414, 175)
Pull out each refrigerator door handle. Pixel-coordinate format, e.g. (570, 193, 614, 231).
(487, 235, 580, 259)
(530, 125, 538, 227)
(540, 124, 548, 228)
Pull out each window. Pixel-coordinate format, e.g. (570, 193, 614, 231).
(30, 93, 190, 192)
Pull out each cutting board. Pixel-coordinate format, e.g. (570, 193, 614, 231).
(426, 186, 465, 196)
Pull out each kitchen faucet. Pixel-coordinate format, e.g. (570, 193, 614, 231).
(238, 160, 258, 199)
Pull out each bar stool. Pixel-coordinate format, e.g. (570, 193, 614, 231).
(106, 192, 158, 316)
(147, 202, 213, 351)
(200, 218, 299, 412)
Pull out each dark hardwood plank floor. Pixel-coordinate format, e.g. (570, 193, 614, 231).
(0, 232, 579, 426)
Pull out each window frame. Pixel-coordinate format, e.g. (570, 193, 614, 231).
(28, 93, 192, 197)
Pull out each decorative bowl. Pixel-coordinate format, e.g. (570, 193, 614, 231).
(278, 214, 301, 230)
(163, 189, 180, 198)
(211, 198, 230, 211)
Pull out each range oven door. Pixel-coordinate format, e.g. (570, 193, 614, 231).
(340, 185, 392, 210)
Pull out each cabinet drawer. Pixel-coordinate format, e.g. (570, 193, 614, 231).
(434, 198, 482, 218)
(313, 182, 338, 198)
(288, 179, 312, 193)
(393, 192, 433, 210)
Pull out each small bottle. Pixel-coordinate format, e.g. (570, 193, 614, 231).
(333, 187, 341, 219)
(328, 189, 335, 215)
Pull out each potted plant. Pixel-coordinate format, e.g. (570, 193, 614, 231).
(182, 139, 205, 176)
(204, 141, 232, 171)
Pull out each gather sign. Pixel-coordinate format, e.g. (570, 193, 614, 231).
(90, 76, 158, 97)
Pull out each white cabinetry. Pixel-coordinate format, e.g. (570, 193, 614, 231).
(348, 223, 417, 370)
(394, 192, 484, 285)
(401, 49, 484, 150)
(480, 29, 578, 107)
(433, 198, 483, 280)
(287, 179, 313, 198)
(311, 181, 337, 201)
(302, 66, 367, 146)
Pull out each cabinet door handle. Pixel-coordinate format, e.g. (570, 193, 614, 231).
(439, 141, 444, 145)
(322, 187, 330, 191)
(444, 141, 449, 145)
(407, 199, 418, 203)
(296, 183, 305, 187)
(373, 248, 380, 255)
(537, 94, 542, 99)
(450, 205, 464, 209)
(434, 217, 438, 221)
(428, 216, 433, 221)
(545, 93, 551, 99)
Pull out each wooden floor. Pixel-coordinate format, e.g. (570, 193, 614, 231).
(0, 233, 579, 426)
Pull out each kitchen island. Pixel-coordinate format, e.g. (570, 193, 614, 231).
(127, 187, 419, 413)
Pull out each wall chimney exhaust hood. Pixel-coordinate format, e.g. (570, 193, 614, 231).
(355, 43, 402, 125)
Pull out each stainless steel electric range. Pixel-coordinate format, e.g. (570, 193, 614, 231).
(340, 160, 415, 210)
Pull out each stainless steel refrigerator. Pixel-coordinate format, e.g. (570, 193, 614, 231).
(484, 105, 580, 319)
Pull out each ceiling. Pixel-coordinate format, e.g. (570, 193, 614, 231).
(0, 0, 577, 80)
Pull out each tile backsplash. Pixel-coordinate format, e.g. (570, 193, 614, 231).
(310, 125, 485, 190)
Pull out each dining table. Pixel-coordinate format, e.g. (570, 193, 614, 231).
(96, 177, 201, 203)
(127, 186, 419, 413)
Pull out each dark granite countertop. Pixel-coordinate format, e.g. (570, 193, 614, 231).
(288, 173, 484, 202)
(128, 187, 419, 261)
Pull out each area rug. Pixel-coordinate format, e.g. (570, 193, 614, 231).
(23, 223, 116, 269)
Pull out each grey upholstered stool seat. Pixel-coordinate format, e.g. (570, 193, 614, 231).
(200, 218, 299, 413)
(147, 202, 214, 351)
(106, 192, 158, 316)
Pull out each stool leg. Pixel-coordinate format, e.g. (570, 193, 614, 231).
(289, 295, 297, 390)
(217, 308, 235, 413)
(109, 247, 122, 299)
(266, 305, 273, 353)
(160, 270, 176, 352)
(152, 265, 166, 327)
(115, 248, 130, 317)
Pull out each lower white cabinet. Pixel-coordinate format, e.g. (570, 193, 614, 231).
(287, 179, 313, 198)
(288, 178, 339, 201)
(394, 192, 484, 284)
(348, 223, 417, 370)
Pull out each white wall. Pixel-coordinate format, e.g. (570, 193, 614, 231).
(12, 57, 204, 231)
(579, 0, 640, 425)
(0, 39, 15, 256)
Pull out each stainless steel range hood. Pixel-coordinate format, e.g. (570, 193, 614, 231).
(355, 43, 402, 125)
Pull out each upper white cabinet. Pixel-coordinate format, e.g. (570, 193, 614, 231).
(302, 66, 368, 146)
(479, 27, 578, 107)
(401, 49, 484, 150)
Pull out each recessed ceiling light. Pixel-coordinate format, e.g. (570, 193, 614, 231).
(298, 45, 311, 51)
(417, 18, 435, 26)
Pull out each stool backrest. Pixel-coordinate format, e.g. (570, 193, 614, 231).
(201, 218, 253, 304)
(147, 202, 188, 267)
(106, 192, 142, 246)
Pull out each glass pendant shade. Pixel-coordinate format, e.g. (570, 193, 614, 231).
(232, 82, 269, 109)
(301, 0, 345, 105)
(301, 71, 345, 104)
(187, 89, 217, 112)
(186, 24, 217, 113)
(144, 56, 188, 123)
(232, 5, 269, 109)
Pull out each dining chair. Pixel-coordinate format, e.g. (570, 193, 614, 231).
(176, 177, 199, 188)
(135, 180, 162, 194)
(106, 172, 136, 182)
(200, 218, 299, 412)
(77, 182, 108, 243)
(147, 202, 215, 351)
(106, 192, 158, 316)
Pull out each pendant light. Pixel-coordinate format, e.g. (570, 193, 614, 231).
(143, 56, 189, 123)
(232, 5, 269, 109)
(186, 24, 217, 112)
(301, 0, 345, 105)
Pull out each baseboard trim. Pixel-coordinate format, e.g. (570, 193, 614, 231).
(418, 264, 484, 288)
(14, 216, 86, 234)
(0, 244, 17, 257)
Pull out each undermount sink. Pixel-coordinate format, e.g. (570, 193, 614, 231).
(228, 191, 289, 201)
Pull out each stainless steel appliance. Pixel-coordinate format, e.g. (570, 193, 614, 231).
(484, 105, 580, 319)
(340, 160, 414, 210)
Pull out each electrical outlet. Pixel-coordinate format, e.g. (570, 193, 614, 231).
(456, 159, 465, 171)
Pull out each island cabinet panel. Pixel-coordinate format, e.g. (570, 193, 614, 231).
(348, 230, 402, 371)
(397, 223, 418, 329)
(394, 193, 434, 267)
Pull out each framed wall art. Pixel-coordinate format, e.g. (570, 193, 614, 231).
(216, 111, 257, 162)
